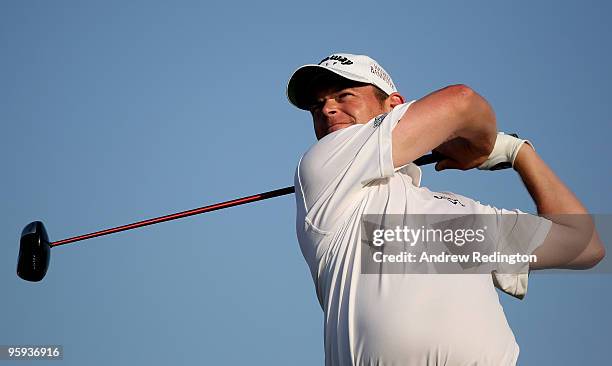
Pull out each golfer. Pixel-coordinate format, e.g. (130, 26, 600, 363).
(287, 53, 605, 366)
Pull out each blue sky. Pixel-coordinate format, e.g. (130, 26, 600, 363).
(1, 1, 610, 364)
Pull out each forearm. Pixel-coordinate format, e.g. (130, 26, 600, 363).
(513, 145, 604, 269)
(513, 144, 586, 214)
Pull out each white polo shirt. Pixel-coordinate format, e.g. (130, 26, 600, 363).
(294, 101, 552, 366)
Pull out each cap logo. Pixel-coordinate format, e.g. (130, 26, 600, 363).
(370, 64, 395, 90)
(319, 55, 353, 66)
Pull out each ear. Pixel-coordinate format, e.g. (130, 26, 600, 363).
(387, 92, 406, 109)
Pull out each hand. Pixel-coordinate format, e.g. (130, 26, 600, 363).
(477, 132, 534, 170)
(433, 136, 493, 171)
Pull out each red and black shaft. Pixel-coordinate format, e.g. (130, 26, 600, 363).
(50, 186, 296, 247)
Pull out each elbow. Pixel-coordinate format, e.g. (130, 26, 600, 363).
(581, 240, 606, 270)
(454, 84, 493, 117)
(444, 84, 477, 125)
(446, 84, 477, 111)
(446, 84, 496, 145)
(589, 231, 606, 268)
(446, 83, 493, 120)
(589, 243, 606, 268)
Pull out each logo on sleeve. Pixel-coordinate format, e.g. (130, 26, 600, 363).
(373, 113, 388, 128)
(433, 194, 466, 207)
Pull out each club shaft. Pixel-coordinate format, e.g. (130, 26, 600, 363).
(50, 186, 296, 247)
(49, 152, 444, 248)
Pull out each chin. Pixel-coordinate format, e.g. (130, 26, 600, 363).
(315, 123, 355, 140)
(327, 123, 353, 134)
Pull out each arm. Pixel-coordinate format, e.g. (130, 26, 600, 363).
(513, 145, 606, 269)
(392, 84, 497, 168)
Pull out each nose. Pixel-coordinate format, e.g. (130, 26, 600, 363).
(321, 98, 338, 116)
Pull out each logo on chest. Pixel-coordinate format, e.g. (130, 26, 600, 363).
(433, 194, 466, 207)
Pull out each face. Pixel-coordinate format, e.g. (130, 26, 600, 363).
(308, 84, 390, 140)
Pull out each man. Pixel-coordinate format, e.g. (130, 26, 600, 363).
(287, 53, 605, 366)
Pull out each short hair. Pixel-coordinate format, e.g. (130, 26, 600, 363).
(371, 85, 390, 105)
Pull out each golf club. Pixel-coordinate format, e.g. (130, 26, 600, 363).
(17, 146, 516, 282)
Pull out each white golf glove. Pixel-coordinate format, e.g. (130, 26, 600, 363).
(478, 132, 534, 170)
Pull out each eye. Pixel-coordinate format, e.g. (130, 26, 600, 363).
(337, 92, 353, 100)
(307, 99, 324, 112)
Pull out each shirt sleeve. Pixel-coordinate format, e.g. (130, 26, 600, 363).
(490, 207, 552, 300)
(440, 193, 552, 300)
(295, 101, 416, 233)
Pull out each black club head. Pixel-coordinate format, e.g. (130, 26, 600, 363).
(17, 221, 51, 282)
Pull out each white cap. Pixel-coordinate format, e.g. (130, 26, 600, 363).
(287, 53, 398, 110)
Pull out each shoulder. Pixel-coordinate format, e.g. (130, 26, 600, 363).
(297, 124, 363, 174)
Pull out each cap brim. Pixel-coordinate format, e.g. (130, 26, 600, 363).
(287, 65, 371, 110)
